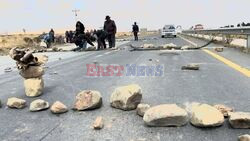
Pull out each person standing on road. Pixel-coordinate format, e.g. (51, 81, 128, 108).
(72, 21, 94, 51)
(94, 29, 108, 50)
(49, 29, 55, 43)
(132, 22, 139, 41)
(104, 16, 117, 49)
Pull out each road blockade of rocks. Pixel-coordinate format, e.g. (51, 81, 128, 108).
(110, 84, 142, 111)
(7, 97, 26, 109)
(30, 99, 50, 112)
(136, 103, 150, 117)
(50, 101, 68, 114)
(9, 48, 48, 97)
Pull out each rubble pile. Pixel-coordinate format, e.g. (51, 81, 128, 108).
(9, 48, 47, 97)
(214, 104, 233, 117)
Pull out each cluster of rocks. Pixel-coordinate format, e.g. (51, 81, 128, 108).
(5, 97, 68, 113)
(9, 48, 48, 97)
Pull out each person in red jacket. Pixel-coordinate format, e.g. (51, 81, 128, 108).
(104, 16, 117, 49)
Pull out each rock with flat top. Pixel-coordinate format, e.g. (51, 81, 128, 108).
(73, 90, 102, 111)
(19, 66, 44, 79)
(143, 104, 188, 127)
(7, 97, 26, 109)
(24, 78, 44, 97)
(110, 84, 142, 111)
(190, 104, 224, 127)
(229, 112, 250, 129)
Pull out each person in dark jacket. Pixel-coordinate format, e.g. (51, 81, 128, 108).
(104, 16, 117, 48)
(132, 22, 139, 41)
(49, 29, 55, 43)
(94, 29, 108, 50)
(65, 31, 69, 43)
(72, 21, 94, 51)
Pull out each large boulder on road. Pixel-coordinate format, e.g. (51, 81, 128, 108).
(229, 112, 250, 129)
(143, 104, 188, 127)
(30, 99, 49, 112)
(190, 104, 224, 127)
(110, 84, 142, 111)
(73, 90, 102, 111)
(7, 97, 26, 109)
(19, 66, 44, 79)
(24, 78, 44, 97)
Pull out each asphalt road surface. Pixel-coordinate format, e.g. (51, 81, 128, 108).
(1, 35, 250, 141)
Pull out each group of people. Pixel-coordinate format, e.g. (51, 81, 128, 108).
(70, 15, 140, 51)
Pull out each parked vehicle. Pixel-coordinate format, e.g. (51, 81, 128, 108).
(161, 25, 177, 38)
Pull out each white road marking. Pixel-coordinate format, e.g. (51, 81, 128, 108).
(177, 35, 198, 47)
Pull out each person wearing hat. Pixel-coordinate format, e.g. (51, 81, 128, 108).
(104, 16, 117, 49)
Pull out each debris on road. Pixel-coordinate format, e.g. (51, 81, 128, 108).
(50, 101, 68, 114)
(190, 104, 224, 127)
(110, 84, 142, 111)
(162, 43, 177, 49)
(181, 64, 200, 70)
(4, 67, 12, 73)
(229, 112, 250, 129)
(214, 104, 233, 118)
(7, 97, 26, 109)
(9, 47, 47, 97)
(73, 90, 102, 111)
(238, 134, 250, 141)
(215, 47, 224, 52)
(136, 103, 150, 117)
(143, 104, 188, 127)
(30, 99, 50, 112)
(24, 78, 44, 97)
(92, 116, 104, 130)
(143, 44, 154, 48)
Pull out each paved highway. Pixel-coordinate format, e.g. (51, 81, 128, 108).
(1, 35, 250, 141)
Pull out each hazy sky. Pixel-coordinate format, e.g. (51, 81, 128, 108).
(0, 0, 249, 34)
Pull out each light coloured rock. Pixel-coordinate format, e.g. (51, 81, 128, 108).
(24, 78, 44, 97)
(181, 64, 199, 70)
(229, 112, 250, 129)
(136, 104, 150, 117)
(215, 47, 224, 52)
(92, 116, 104, 130)
(238, 134, 250, 141)
(7, 97, 26, 109)
(143, 104, 188, 127)
(30, 99, 49, 112)
(73, 90, 102, 111)
(143, 44, 154, 48)
(214, 104, 233, 117)
(190, 104, 224, 127)
(110, 84, 142, 111)
(163, 43, 177, 49)
(50, 101, 68, 114)
(19, 66, 44, 79)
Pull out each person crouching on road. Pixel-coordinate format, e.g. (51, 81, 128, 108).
(104, 16, 117, 49)
(72, 21, 94, 51)
(94, 29, 108, 50)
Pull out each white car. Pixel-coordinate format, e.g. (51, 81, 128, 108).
(161, 25, 177, 38)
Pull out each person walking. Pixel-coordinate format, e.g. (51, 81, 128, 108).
(104, 16, 117, 49)
(94, 29, 108, 50)
(132, 22, 139, 41)
(49, 29, 55, 43)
